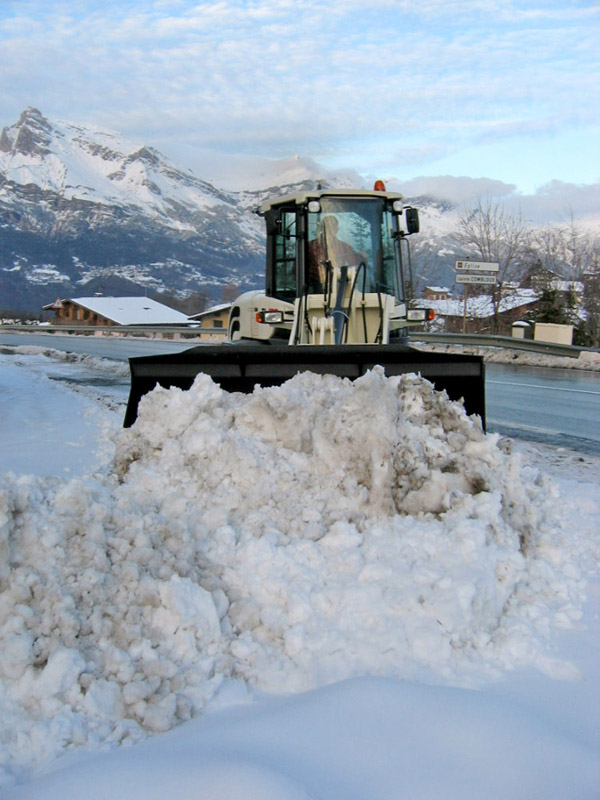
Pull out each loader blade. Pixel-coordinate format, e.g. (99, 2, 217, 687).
(124, 344, 485, 428)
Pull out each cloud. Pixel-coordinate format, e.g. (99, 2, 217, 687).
(387, 174, 600, 226)
(389, 175, 517, 204)
(522, 180, 600, 225)
(391, 142, 452, 166)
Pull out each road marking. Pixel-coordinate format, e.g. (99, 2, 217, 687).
(487, 380, 600, 396)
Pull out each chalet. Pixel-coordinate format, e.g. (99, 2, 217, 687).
(422, 286, 451, 301)
(188, 303, 231, 338)
(43, 296, 190, 327)
(530, 270, 584, 298)
(549, 279, 584, 297)
(424, 289, 540, 334)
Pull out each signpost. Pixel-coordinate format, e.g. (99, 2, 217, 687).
(455, 260, 499, 272)
(455, 274, 497, 285)
(454, 260, 499, 333)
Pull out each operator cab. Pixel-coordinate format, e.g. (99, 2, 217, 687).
(258, 187, 420, 307)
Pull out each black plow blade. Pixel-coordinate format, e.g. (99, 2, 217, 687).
(124, 344, 485, 429)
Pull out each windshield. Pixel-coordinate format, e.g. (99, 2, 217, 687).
(306, 197, 400, 299)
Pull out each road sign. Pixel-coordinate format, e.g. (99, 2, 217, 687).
(456, 273, 497, 285)
(455, 260, 499, 272)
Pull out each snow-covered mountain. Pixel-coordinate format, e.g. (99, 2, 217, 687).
(0, 108, 457, 312)
(0, 108, 264, 311)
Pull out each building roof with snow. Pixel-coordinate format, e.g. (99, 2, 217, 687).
(43, 296, 191, 325)
(549, 280, 584, 294)
(188, 303, 232, 321)
(425, 289, 539, 319)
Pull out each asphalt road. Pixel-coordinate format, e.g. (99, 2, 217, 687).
(2, 331, 599, 454)
(0, 331, 199, 360)
(486, 363, 600, 454)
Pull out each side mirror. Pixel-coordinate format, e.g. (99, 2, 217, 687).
(405, 207, 420, 235)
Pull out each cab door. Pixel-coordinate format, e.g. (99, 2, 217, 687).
(268, 207, 299, 303)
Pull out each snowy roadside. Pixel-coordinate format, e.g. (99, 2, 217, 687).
(413, 342, 600, 372)
(510, 438, 600, 485)
(0, 347, 599, 798)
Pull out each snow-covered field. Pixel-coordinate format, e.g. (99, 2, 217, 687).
(0, 345, 599, 799)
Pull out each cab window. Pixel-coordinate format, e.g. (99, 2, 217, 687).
(273, 209, 298, 302)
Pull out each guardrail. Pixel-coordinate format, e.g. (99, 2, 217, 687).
(407, 332, 583, 358)
(0, 325, 589, 358)
(0, 324, 226, 337)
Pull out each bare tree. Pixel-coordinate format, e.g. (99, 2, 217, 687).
(521, 225, 569, 284)
(155, 290, 210, 316)
(579, 234, 600, 347)
(560, 210, 590, 280)
(221, 282, 240, 304)
(453, 197, 528, 332)
(520, 216, 600, 345)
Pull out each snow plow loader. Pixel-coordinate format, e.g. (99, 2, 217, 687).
(124, 183, 485, 427)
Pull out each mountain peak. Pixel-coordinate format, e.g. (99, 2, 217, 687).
(18, 106, 49, 127)
(0, 106, 53, 156)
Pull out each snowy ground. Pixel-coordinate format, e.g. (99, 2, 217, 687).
(0, 345, 599, 799)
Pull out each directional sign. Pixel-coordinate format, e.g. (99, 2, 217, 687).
(456, 273, 497, 285)
(455, 260, 499, 272)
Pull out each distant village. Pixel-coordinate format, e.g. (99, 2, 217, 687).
(420, 273, 587, 345)
(36, 265, 591, 348)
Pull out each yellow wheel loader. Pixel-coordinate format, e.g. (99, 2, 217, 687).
(124, 183, 485, 427)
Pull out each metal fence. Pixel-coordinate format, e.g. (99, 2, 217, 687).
(407, 332, 585, 358)
(0, 323, 226, 339)
(0, 324, 592, 358)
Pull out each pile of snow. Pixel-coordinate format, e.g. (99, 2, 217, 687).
(0, 369, 597, 787)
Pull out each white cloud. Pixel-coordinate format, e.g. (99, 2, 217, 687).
(523, 180, 600, 225)
(387, 174, 600, 225)
(391, 175, 517, 204)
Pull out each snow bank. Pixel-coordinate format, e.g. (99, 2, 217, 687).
(482, 348, 600, 371)
(0, 369, 597, 786)
(416, 343, 600, 371)
(0, 351, 121, 477)
(0, 344, 130, 376)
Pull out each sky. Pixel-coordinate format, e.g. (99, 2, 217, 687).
(0, 0, 599, 199)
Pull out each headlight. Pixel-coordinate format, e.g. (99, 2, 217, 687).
(407, 308, 434, 322)
(256, 309, 285, 324)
